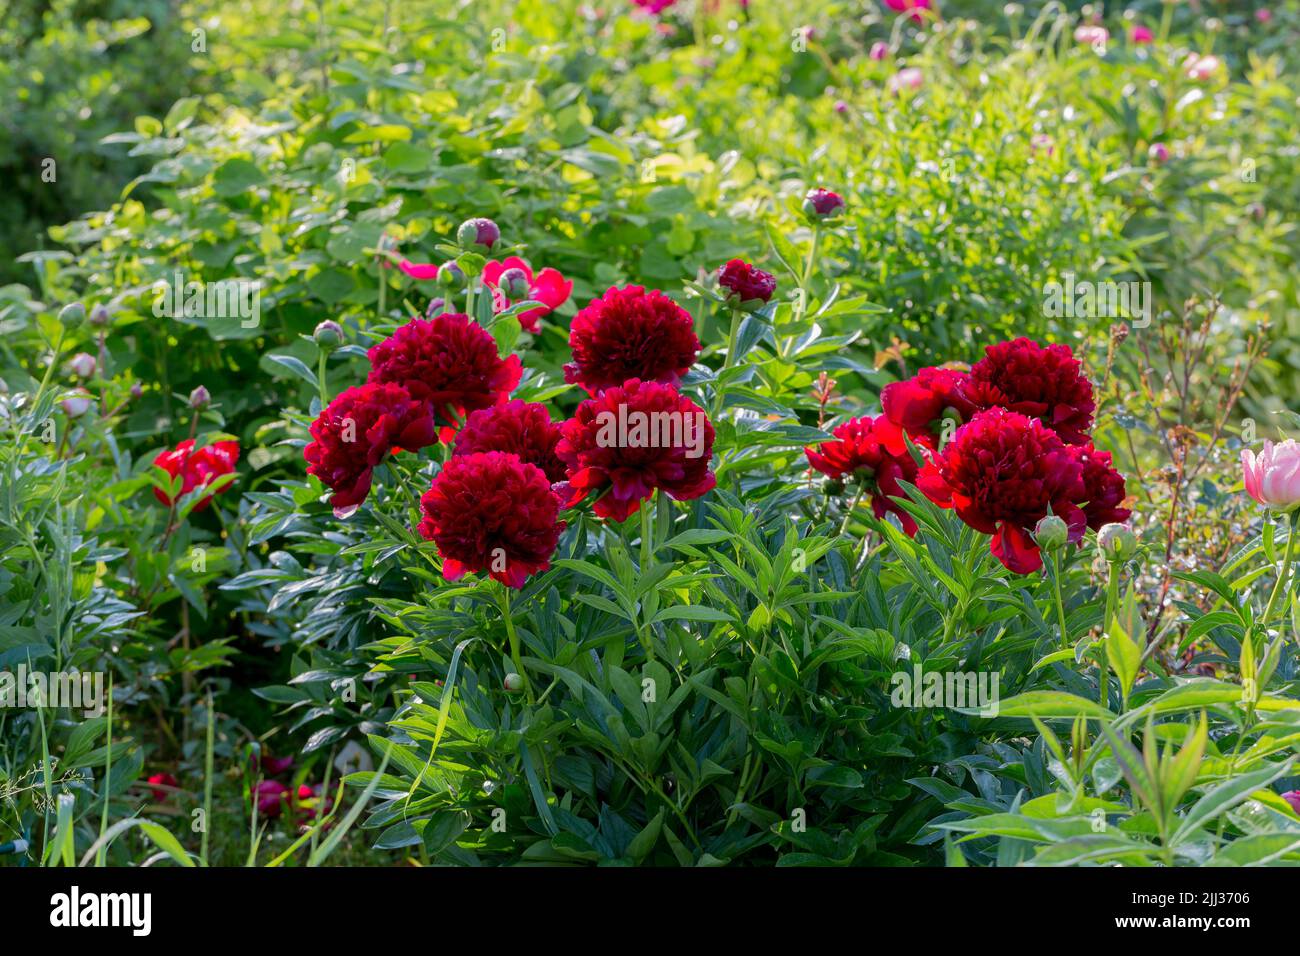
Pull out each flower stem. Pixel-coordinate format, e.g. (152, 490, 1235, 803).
(1101, 558, 1121, 707)
(839, 485, 865, 536)
(1259, 511, 1300, 636)
(1050, 551, 1069, 648)
(317, 349, 329, 408)
(499, 587, 533, 704)
(712, 306, 743, 420)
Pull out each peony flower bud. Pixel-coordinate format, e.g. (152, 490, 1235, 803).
(69, 352, 96, 379)
(870, 41, 889, 60)
(503, 672, 524, 692)
(717, 259, 776, 307)
(1148, 142, 1170, 164)
(802, 188, 846, 220)
(1097, 523, 1138, 560)
(437, 261, 466, 288)
(89, 304, 111, 327)
(59, 302, 86, 330)
(1034, 514, 1069, 551)
(456, 217, 500, 252)
(131, 382, 143, 399)
(314, 320, 344, 349)
(498, 267, 530, 299)
(189, 385, 211, 410)
(1242, 440, 1300, 512)
(61, 389, 93, 418)
(425, 297, 447, 317)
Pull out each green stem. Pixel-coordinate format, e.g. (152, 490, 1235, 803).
(1259, 511, 1300, 635)
(839, 485, 865, 536)
(317, 349, 329, 408)
(1050, 551, 1069, 648)
(1101, 559, 1120, 707)
(712, 306, 743, 420)
(500, 588, 533, 704)
(640, 497, 657, 662)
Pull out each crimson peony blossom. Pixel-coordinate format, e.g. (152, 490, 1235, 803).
(147, 773, 179, 801)
(253, 780, 291, 819)
(632, 0, 677, 12)
(917, 408, 1087, 573)
(453, 400, 566, 483)
(304, 383, 437, 513)
(969, 337, 1095, 445)
(367, 313, 522, 437)
(1070, 443, 1132, 530)
(881, 366, 998, 440)
(418, 451, 565, 589)
(718, 259, 777, 306)
(563, 286, 701, 396)
(482, 256, 573, 333)
(152, 438, 240, 512)
(555, 378, 716, 522)
(805, 415, 932, 535)
(1131, 25, 1154, 44)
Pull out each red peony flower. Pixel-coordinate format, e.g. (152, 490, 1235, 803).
(1070, 443, 1132, 530)
(294, 783, 336, 826)
(969, 338, 1095, 445)
(152, 439, 240, 512)
(147, 773, 179, 802)
(803, 188, 846, 219)
(367, 313, 522, 438)
(917, 408, 1086, 573)
(564, 286, 701, 396)
(453, 400, 566, 483)
(253, 779, 291, 819)
(881, 366, 1001, 440)
(304, 383, 437, 513)
(804, 415, 932, 535)
(260, 753, 294, 777)
(418, 451, 566, 588)
(555, 378, 716, 522)
(718, 259, 777, 306)
(482, 256, 573, 334)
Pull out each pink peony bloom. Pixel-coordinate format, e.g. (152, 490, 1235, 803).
(870, 41, 889, 61)
(1184, 53, 1221, 80)
(1242, 440, 1300, 512)
(888, 67, 924, 94)
(1131, 26, 1154, 44)
(1148, 142, 1170, 164)
(1074, 25, 1109, 47)
(882, 0, 930, 23)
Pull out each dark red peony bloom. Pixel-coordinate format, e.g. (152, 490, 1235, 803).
(881, 366, 1001, 439)
(718, 259, 777, 306)
(555, 378, 716, 522)
(1070, 443, 1132, 530)
(563, 286, 701, 396)
(803, 188, 846, 218)
(304, 383, 437, 513)
(253, 780, 291, 819)
(294, 783, 336, 826)
(260, 753, 294, 777)
(969, 338, 1095, 445)
(367, 313, 522, 438)
(453, 400, 566, 483)
(418, 451, 566, 588)
(152, 439, 240, 512)
(482, 256, 573, 334)
(917, 408, 1086, 573)
(805, 415, 933, 535)
(147, 773, 179, 801)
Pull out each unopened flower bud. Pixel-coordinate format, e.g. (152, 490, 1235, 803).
(69, 352, 96, 379)
(1097, 522, 1138, 560)
(802, 188, 845, 220)
(61, 389, 93, 418)
(1034, 514, 1069, 551)
(130, 382, 143, 399)
(498, 267, 530, 299)
(437, 262, 466, 288)
(313, 320, 344, 349)
(59, 302, 86, 330)
(1148, 142, 1170, 164)
(503, 672, 524, 692)
(89, 304, 111, 327)
(456, 217, 500, 252)
(189, 385, 211, 410)
(425, 297, 447, 317)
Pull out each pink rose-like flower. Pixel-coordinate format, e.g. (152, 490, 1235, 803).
(888, 67, 924, 94)
(882, 0, 930, 23)
(1074, 25, 1109, 47)
(1131, 25, 1154, 44)
(1184, 53, 1221, 81)
(870, 41, 889, 61)
(1242, 440, 1300, 512)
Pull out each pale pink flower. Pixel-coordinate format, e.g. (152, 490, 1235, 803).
(870, 41, 889, 61)
(888, 67, 924, 94)
(1243, 440, 1300, 512)
(1074, 25, 1109, 47)
(1148, 142, 1170, 164)
(1184, 53, 1221, 80)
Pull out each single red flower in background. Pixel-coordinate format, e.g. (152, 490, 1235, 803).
(881, 366, 999, 440)
(482, 256, 573, 333)
(1070, 443, 1132, 530)
(969, 338, 1095, 445)
(563, 286, 700, 395)
(260, 753, 294, 776)
(418, 451, 565, 588)
(152, 439, 240, 512)
(804, 415, 932, 535)
(453, 400, 566, 483)
(367, 313, 522, 438)
(718, 259, 777, 306)
(294, 783, 336, 827)
(304, 382, 436, 513)
(253, 779, 291, 819)
(146, 773, 179, 801)
(917, 407, 1086, 573)
(555, 378, 716, 522)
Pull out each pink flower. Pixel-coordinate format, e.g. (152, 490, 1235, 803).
(1131, 25, 1154, 44)
(1256, 9, 1272, 25)
(1184, 53, 1221, 81)
(1074, 25, 1109, 47)
(1242, 440, 1300, 512)
(882, 0, 930, 23)
(1031, 134, 1054, 155)
(888, 67, 924, 94)
(870, 41, 889, 61)
(1282, 790, 1300, 814)
(1148, 142, 1170, 164)
(482, 256, 572, 334)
